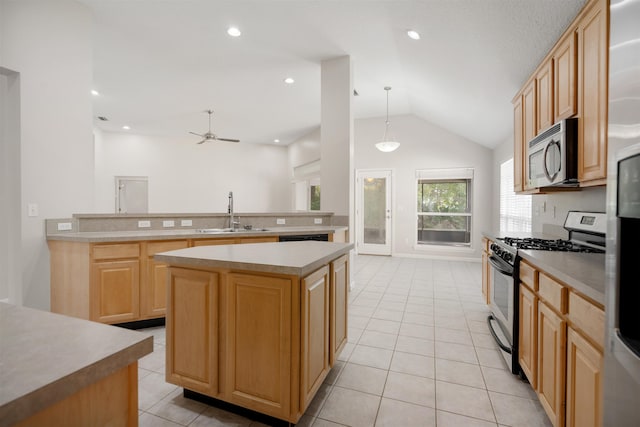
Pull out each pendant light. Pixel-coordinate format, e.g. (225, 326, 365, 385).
(375, 86, 400, 152)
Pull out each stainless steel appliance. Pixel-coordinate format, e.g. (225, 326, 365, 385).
(526, 118, 578, 188)
(488, 211, 606, 376)
(603, 0, 640, 423)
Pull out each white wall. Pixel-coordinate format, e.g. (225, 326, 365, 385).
(1, 0, 94, 309)
(95, 132, 291, 213)
(355, 114, 493, 260)
(288, 127, 321, 174)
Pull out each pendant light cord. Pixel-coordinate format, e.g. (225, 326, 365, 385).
(384, 86, 391, 140)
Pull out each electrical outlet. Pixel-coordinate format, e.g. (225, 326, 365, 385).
(57, 222, 72, 231)
(180, 219, 193, 227)
(163, 220, 175, 228)
(314, 218, 322, 224)
(27, 203, 38, 217)
(138, 220, 151, 228)
(276, 218, 286, 225)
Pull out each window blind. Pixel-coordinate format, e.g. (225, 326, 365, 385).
(500, 159, 532, 232)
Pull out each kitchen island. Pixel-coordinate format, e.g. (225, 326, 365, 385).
(0, 302, 152, 427)
(154, 241, 353, 424)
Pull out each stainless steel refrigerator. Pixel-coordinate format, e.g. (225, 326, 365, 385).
(604, 0, 640, 425)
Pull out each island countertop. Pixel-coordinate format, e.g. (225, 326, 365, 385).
(0, 303, 153, 426)
(155, 240, 354, 277)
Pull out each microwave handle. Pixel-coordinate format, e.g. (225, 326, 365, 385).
(543, 139, 560, 182)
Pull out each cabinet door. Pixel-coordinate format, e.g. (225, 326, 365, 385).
(166, 268, 219, 395)
(513, 96, 525, 192)
(537, 302, 567, 427)
(566, 327, 603, 427)
(330, 254, 349, 365)
(554, 31, 577, 121)
(577, 0, 608, 184)
(523, 80, 537, 190)
(301, 266, 330, 410)
(519, 284, 537, 388)
(536, 61, 554, 133)
(143, 240, 189, 318)
(226, 273, 292, 419)
(90, 260, 140, 323)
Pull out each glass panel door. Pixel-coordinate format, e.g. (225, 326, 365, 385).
(356, 170, 392, 255)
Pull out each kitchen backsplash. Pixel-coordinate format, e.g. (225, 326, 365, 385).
(532, 186, 606, 237)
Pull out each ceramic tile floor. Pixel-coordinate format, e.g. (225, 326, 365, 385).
(137, 255, 552, 427)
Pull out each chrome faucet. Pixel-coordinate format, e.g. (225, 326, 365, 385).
(228, 191, 239, 230)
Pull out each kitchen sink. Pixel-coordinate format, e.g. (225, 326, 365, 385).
(195, 228, 269, 233)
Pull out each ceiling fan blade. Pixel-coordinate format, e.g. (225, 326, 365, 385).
(189, 131, 204, 137)
(196, 139, 206, 144)
(216, 138, 240, 143)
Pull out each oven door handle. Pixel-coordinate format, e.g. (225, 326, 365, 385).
(488, 255, 514, 276)
(487, 314, 513, 354)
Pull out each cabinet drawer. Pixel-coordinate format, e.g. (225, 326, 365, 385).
(538, 273, 567, 313)
(92, 243, 140, 260)
(147, 240, 188, 256)
(568, 292, 605, 347)
(519, 261, 538, 290)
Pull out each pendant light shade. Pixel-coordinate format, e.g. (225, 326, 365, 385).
(375, 86, 400, 152)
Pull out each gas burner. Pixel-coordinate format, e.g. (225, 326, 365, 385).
(499, 237, 604, 254)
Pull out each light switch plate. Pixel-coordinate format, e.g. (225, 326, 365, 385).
(276, 218, 286, 225)
(163, 220, 175, 227)
(57, 222, 72, 231)
(27, 203, 38, 217)
(138, 220, 151, 228)
(180, 219, 193, 227)
(314, 218, 322, 224)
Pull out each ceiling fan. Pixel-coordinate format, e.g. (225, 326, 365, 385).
(189, 109, 240, 144)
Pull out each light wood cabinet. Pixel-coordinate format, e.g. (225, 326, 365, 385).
(553, 32, 577, 122)
(511, 0, 608, 192)
(90, 243, 141, 323)
(536, 61, 554, 133)
(143, 240, 188, 318)
(565, 327, 603, 427)
(513, 97, 525, 192)
(518, 258, 605, 427)
(519, 283, 538, 388)
(537, 301, 566, 427)
(577, 0, 608, 185)
(301, 266, 330, 409)
(166, 268, 219, 396)
(330, 254, 349, 364)
(163, 252, 349, 424)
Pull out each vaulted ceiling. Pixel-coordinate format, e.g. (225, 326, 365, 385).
(82, 0, 587, 148)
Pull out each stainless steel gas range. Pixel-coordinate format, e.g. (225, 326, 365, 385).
(487, 211, 606, 375)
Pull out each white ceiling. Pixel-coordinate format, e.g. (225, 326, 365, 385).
(83, 0, 587, 149)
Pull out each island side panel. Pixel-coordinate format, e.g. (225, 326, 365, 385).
(49, 240, 91, 320)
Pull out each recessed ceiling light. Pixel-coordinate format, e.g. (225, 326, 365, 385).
(274, 139, 280, 143)
(227, 27, 241, 37)
(122, 125, 130, 130)
(407, 30, 421, 40)
(91, 89, 100, 96)
(284, 77, 295, 84)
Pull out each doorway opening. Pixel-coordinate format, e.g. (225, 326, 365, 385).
(356, 169, 393, 255)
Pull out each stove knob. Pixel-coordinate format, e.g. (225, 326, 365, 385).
(504, 253, 512, 262)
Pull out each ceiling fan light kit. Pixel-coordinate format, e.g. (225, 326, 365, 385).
(376, 86, 400, 152)
(189, 109, 240, 144)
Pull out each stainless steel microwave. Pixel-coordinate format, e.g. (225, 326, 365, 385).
(526, 118, 578, 188)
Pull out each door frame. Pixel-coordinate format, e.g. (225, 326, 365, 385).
(355, 169, 394, 256)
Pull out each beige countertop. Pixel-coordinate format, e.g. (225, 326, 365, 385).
(46, 225, 347, 243)
(155, 241, 354, 277)
(0, 303, 153, 427)
(482, 231, 605, 305)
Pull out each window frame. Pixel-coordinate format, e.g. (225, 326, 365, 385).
(415, 168, 474, 249)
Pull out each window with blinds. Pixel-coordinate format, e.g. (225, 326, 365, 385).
(500, 159, 532, 232)
(416, 168, 473, 246)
